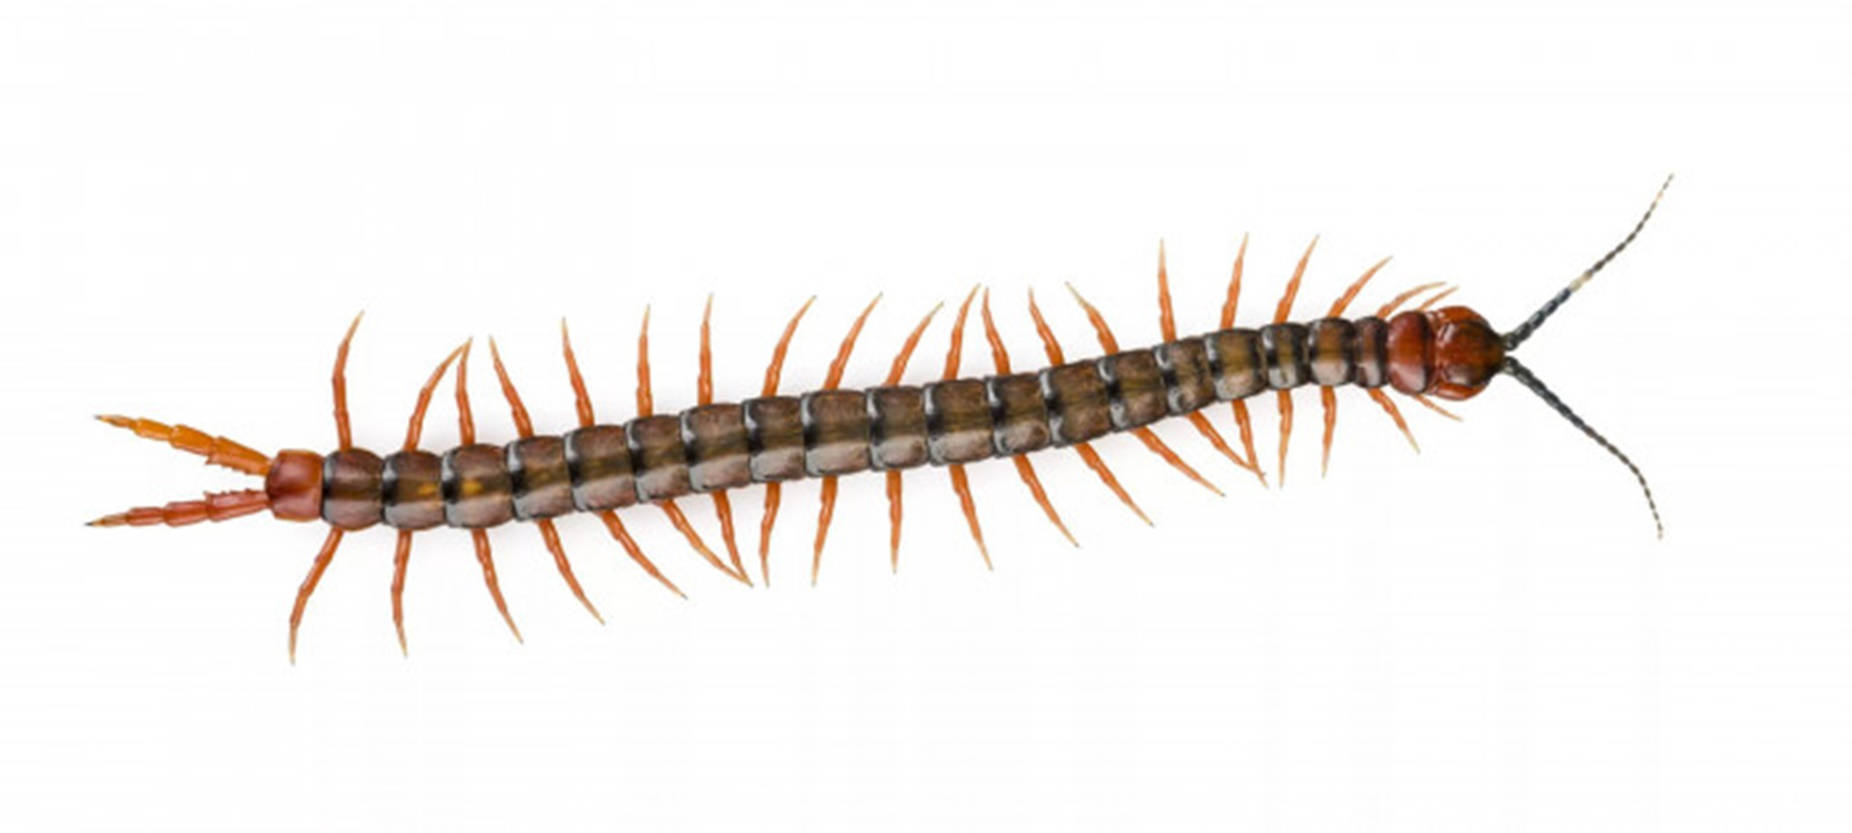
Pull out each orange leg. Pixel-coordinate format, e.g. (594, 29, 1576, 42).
(1376, 282, 1446, 318)
(1416, 285, 1458, 312)
(470, 529, 523, 643)
(1413, 393, 1463, 421)
(1067, 283, 1221, 496)
(287, 528, 345, 665)
(634, 307, 741, 583)
(1133, 427, 1224, 496)
(94, 415, 269, 476)
(88, 489, 268, 527)
(884, 471, 904, 572)
(1217, 239, 1269, 486)
(537, 519, 602, 623)
(811, 477, 839, 586)
(384, 343, 470, 654)
(947, 465, 991, 570)
(456, 344, 523, 640)
(754, 298, 816, 586)
(1367, 389, 1421, 453)
(560, 320, 683, 597)
(812, 296, 883, 584)
(1268, 238, 1318, 488)
(981, 289, 1077, 546)
(333, 313, 363, 450)
(880, 303, 944, 572)
(1027, 288, 1154, 524)
(1072, 443, 1153, 526)
(1150, 243, 1256, 480)
(1276, 391, 1294, 487)
(1229, 401, 1266, 487)
(391, 530, 412, 656)
(941, 287, 991, 566)
(598, 511, 685, 599)
(695, 297, 745, 579)
(1317, 255, 1394, 479)
(1327, 256, 1393, 317)
(1319, 386, 1337, 477)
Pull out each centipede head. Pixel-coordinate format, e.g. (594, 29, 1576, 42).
(1384, 305, 1506, 402)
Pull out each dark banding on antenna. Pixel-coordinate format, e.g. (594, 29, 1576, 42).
(1503, 174, 1673, 351)
(1501, 357, 1663, 538)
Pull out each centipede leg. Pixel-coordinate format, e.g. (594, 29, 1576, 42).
(1218, 235, 1268, 484)
(94, 415, 270, 476)
(885, 471, 904, 571)
(757, 483, 782, 586)
(88, 489, 269, 527)
(754, 298, 817, 587)
(1072, 443, 1153, 526)
(1153, 243, 1254, 481)
(635, 307, 744, 584)
(695, 297, 747, 579)
(1266, 238, 1318, 488)
(941, 287, 992, 567)
(561, 321, 684, 598)
(486, 339, 603, 621)
(811, 295, 882, 584)
(1367, 388, 1421, 453)
(811, 477, 838, 585)
(980, 289, 1077, 546)
(452, 348, 523, 641)
(1066, 283, 1221, 496)
(1229, 401, 1267, 488)
(470, 529, 522, 643)
(947, 464, 992, 570)
(391, 530, 412, 656)
(287, 528, 345, 665)
(598, 511, 685, 599)
(333, 313, 362, 450)
(1276, 390, 1294, 487)
(874, 303, 944, 572)
(1413, 393, 1463, 421)
(1320, 386, 1337, 477)
(1027, 289, 1154, 525)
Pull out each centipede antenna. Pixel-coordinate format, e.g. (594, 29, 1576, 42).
(1501, 357, 1663, 538)
(1503, 175, 1672, 350)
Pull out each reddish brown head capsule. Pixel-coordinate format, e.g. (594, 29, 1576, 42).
(1385, 306, 1505, 401)
(265, 449, 324, 521)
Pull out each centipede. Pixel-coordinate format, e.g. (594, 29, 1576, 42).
(90, 178, 1671, 662)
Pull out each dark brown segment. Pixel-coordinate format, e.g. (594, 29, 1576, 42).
(626, 415, 693, 501)
(321, 448, 383, 530)
(987, 373, 1051, 455)
(682, 403, 752, 491)
(442, 443, 515, 528)
(1258, 323, 1310, 390)
(1041, 361, 1113, 445)
(1203, 329, 1265, 400)
(744, 396, 805, 482)
(564, 425, 636, 511)
(1351, 316, 1390, 388)
(802, 390, 873, 476)
(925, 379, 994, 464)
(1153, 339, 1217, 414)
(1306, 318, 1357, 387)
(1098, 350, 1168, 429)
(508, 436, 574, 520)
(867, 386, 929, 470)
(382, 450, 444, 530)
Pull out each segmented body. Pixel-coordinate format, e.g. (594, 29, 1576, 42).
(91, 177, 1671, 660)
(325, 316, 1396, 534)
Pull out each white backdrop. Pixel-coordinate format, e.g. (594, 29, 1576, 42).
(2, 1, 1847, 831)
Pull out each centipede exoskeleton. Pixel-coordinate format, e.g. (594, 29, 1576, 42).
(90, 178, 1672, 662)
